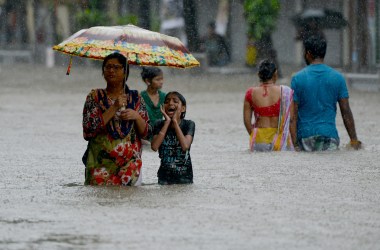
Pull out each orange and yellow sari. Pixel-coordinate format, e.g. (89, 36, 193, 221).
(249, 86, 294, 152)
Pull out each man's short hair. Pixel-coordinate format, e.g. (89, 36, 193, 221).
(303, 34, 327, 59)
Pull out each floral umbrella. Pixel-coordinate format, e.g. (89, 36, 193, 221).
(52, 24, 200, 74)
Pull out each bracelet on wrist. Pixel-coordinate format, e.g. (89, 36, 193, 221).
(350, 140, 361, 146)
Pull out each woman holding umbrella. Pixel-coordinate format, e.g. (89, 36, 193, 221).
(82, 52, 150, 186)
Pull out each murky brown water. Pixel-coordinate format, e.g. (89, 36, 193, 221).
(0, 63, 379, 250)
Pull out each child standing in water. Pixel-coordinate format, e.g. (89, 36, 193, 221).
(151, 92, 195, 185)
(140, 67, 166, 139)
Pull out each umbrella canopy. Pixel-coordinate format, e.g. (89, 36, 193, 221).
(292, 8, 348, 29)
(52, 24, 200, 69)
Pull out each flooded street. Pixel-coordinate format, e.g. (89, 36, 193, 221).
(0, 63, 379, 250)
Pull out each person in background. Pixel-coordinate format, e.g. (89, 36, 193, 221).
(82, 53, 149, 186)
(295, 19, 325, 43)
(201, 21, 230, 67)
(151, 91, 195, 185)
(243, 59, 294, 152)
(140, 66, 166, 141)
(290, 34, 361, 151)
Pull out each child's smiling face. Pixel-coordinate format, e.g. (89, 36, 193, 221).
(164, 93, 185, 119)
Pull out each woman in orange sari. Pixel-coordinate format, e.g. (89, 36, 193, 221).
(243, 59, 294, 152)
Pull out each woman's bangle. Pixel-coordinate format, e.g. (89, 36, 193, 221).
(159, 131, 165, 136)
(350, 140, 361, 146)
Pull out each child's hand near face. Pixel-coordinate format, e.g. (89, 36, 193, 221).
(172, 106, 182, 125)
(160, 105, 171, 123)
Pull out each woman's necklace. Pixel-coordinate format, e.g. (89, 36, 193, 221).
(259, 81, 275, 97)
(106, 88, 124, 101)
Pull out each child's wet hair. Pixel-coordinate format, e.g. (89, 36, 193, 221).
(141, 66, 163, 81)
(165, 91, 187, 119)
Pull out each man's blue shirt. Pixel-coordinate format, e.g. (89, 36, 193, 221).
(291, 64, 349, 140)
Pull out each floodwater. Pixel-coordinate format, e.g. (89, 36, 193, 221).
(0, 63, 379, 250)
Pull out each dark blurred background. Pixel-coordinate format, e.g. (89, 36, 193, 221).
(0, 0, 378, 74)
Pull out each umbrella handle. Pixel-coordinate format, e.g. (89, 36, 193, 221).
(66, 56, 73, 75)
(120, 71, 128, 111)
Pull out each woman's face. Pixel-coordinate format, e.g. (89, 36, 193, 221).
(103, 58, 125, 85)
(164, 94, 185, 119)
(148, 73, 164, 90)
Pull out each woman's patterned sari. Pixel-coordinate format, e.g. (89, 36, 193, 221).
(83, 88, 149, 186)
(250, 86, 294, 152)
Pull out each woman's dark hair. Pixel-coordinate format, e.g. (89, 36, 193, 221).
(165, 91, 187, 119)
(303, 34, 327, 59)
(102, 53, 130, 85)
(140, 66, 163, 82)
(258, 59, 277, 82)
